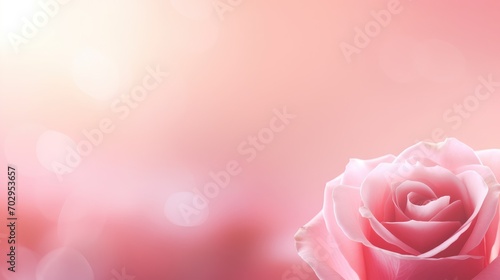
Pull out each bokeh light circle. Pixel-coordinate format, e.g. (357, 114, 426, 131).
(36, 248, 94, 280)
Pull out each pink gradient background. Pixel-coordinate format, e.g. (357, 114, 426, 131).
(1, 0, 500, 279)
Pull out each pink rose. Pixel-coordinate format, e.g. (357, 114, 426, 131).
(295, 138, 500, 280)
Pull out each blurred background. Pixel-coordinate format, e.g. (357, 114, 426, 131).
(1, 0, 500, 279)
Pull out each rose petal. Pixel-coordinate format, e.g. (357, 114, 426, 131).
(359, 162, 422, 222)
(295, 213, 350, 280)
(458, 170, 490, 209)
(359, 207, 420, 255)
(394, 203, 411, 222)
(486, 208, 500, 262)
(446, 170, 492, 257)
(362, 163, 471, 221)
(322, 174, 343, 235)
(359, 163, 396, 222)
(341, 155, 395, 187)
(405, 164, 473, 216)
(395, 181, 436, 212)
(419, 182, 495, 258)
(407, 191, 441, 206)
(383, 220, 461, 253)
(395, 138, 481, 172)
(460, 183, 500, 254)
(405, 195, 450, 221)
(477, 149, 500, 182)
(323, 177, 365, 279)
(455, 164, 498, 187)
(333, 185, 367, 244)
(430, 200, 466, 223)
(365, 246, 484, 280)
(473, 254, 500, 280)
(473, 150, 500, 261)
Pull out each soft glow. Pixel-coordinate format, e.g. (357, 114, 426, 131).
(165, 191, 210, 227)
(71, 48, 120, 101)
(170, 0, 214, 21)
(36, 248, 94, 280)
(0, 0, 37, 32)
(36, 130, 77, 173)
(58, 192, 106, 245)
(4, 124, 46, 177)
